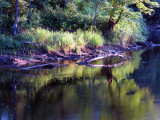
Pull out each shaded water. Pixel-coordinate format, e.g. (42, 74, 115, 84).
(0, 47, 160, 120)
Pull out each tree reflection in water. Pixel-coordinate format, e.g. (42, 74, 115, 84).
(0, 49, 160, 120)
(102, 67, 118, 85)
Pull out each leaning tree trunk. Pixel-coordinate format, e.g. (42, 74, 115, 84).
(103, 10, 123, 37)
(13, 0, 18, 35)
(107, 10, 123, 32)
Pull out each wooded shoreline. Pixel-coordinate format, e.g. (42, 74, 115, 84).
(0, 41, 158, 70)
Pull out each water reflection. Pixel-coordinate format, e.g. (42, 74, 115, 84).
(132, 47, 160, 98)
(0, 47, 160, 120)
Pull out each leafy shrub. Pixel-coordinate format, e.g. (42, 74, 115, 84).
(41, 7, 94, 31)
(0, 35, 21, 50)
(110, 15, 148, 45)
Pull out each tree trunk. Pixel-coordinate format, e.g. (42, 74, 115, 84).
(0, 8, 2, 15)
(59, 0, 66, 9)
(29, 0, 32, 28)
(94, 4, 98, 27)
(13, 78, 17, 120)
(13, 0, 18, 35)
(0, 1, 2, 15)
(107, 10, 123, 32)
(106, 18, 115, 32)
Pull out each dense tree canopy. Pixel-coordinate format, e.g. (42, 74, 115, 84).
(0, 0, 159, 31)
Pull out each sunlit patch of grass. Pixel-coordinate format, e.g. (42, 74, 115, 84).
(47, 31, 75, 52)
(84, 30, 104, 48)
(18, 28, 104, 53)
(75, 29, 86, 47)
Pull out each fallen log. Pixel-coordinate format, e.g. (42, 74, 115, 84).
(151, 44, 160, 47)
(85, 60, 126, 68)
(21, 63, 56, 70)
(21, 63, 69, 70)
(77, 53, 130, 66)
(23, 41, 41, 46)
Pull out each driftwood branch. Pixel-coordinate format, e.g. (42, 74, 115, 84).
(21, 63, 56, 70)
(114, 10, 123, 25)
(85, 60, 126, 68)
(23, 41, 41, 46)
(77, 53, 131, 68)
(86, 53, 127, 63)
(21, 63, 68, 70)
(152, 44, 160, 47)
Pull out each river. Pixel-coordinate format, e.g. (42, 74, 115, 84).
(0, 47, 160, 120)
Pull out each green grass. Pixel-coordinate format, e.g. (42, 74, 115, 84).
(18, 28, 104, 53)
(47, 31, 75, 51)
(84, 30, 104, 48)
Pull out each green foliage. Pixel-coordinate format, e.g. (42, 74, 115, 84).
(0, 0, 159, 47)
(133, 0, 159, 15)
(0, 15, 13, 32)
(30, 9, 42, 27)
(109, 14, 148, 45)
(0, 35, 21, 50)
(41, 6, 94, 31)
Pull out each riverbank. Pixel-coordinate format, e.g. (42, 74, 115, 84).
(0, 41, 158, 69)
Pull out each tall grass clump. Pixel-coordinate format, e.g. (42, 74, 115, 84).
(18, 28, 104, 54)
(75, 29, 86, 46)
(84, 30, 104, 48)
(19, 28, 76, 52)
(33, 28, 54, 45)
(34, 28, 75, 52)
(75, 29, 104, 49)
(47, 31, 75, 52)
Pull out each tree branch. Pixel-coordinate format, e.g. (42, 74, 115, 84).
(114, 10, 123, 25)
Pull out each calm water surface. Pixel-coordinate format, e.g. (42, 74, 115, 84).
(0, 47, 160, 120)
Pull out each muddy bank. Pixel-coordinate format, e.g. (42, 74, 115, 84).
(0, 41, 158, 69)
